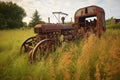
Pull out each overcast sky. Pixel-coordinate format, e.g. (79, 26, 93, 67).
(3, 0, 120, 24)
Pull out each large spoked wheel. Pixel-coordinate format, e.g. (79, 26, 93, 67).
(20, 36, 36, 53)
(30, 39, 57, 62)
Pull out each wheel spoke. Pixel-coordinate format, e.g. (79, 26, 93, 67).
(31, 39, 57, 62)
(20, 36, 36, 53)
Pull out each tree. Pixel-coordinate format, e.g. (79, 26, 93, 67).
(28, 10, 45, 27)
(0, 1, 26, 29)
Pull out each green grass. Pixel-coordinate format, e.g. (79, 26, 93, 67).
(0, 22, 120, 80)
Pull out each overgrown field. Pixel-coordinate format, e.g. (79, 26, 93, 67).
(0, 22, 120, 80)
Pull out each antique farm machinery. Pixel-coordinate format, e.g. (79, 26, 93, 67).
(20, 5, 105, 61)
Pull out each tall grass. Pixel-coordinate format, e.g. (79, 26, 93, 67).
(0, 23, 120, 80)
(0, 29, 35, 80)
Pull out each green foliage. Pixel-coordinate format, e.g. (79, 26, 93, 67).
(108, 23, 120, 29)
(28, 10, 45, 27)
(106, 18, 120, 29)
(23, 22, 27, 27)
(0, 1, 26, 29)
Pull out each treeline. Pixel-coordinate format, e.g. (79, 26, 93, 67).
(0, 1, 26, 29)
(0, 1, 45, 29)
(28, 10, 45, 27)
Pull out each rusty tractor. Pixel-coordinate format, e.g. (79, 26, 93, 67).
(20, 5, 105, 62)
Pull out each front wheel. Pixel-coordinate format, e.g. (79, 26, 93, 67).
(20, 36, 36, 53)
(30, 39, 57, 62)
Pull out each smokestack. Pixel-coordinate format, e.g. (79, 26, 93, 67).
(48, 17, 50, 23)
(71, 17, 73, 22)
(61, 17, 65, 24)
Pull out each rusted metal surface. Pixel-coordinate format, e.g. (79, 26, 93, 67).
(30, 39, 57, 61)
(74, 5, 106, 37)
(34, 23, 75, 42)
(20, 5, 106, 62)
(34, 24, 74, 33)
